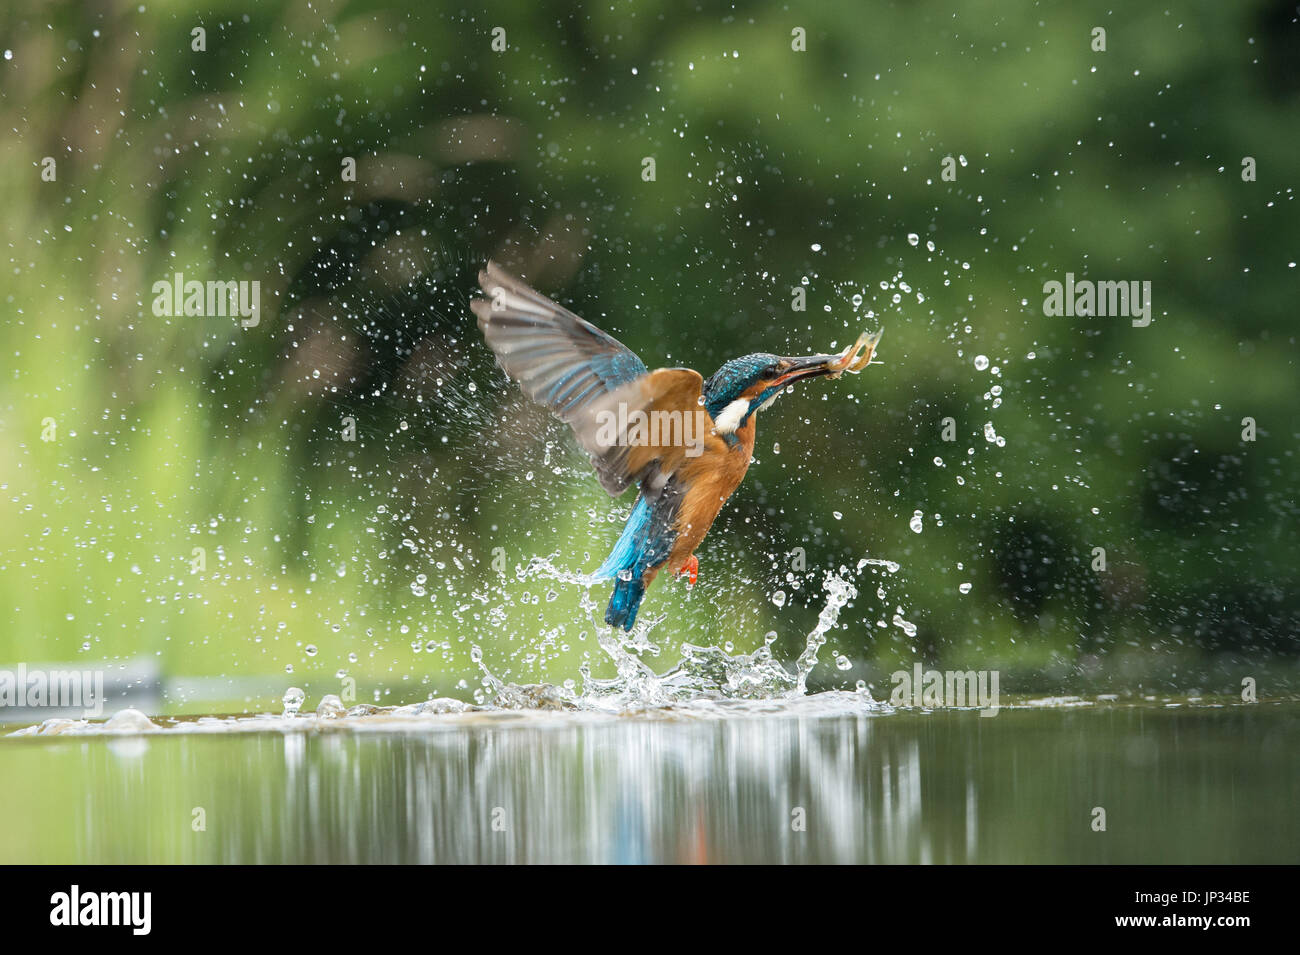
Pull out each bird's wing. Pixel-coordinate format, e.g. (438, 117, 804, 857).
(474, 260, 665, 496)
(472, 260, 647, 417)
(570, 367, 707, 498)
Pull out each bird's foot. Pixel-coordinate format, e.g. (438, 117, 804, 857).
(675, 555, 698, 588)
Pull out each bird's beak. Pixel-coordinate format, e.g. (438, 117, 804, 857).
(771, 354, 844, 388)
(773, 329, 883, 387)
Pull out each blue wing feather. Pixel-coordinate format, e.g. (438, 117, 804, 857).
(473, 261, 656, 496)
(471, 262, 647, 418)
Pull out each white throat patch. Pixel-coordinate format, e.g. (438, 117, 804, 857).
(713, 398, 751, 435)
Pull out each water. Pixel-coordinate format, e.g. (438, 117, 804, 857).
(3, 564, 1296, 864)
(2, 701, 1295, 863)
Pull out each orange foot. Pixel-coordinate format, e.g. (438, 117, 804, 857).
(675, 554, 698, 587)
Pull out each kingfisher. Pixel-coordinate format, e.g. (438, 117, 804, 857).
(472, 261, 881, 631)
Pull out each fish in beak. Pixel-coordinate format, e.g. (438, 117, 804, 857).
(771, 328, 883, 387)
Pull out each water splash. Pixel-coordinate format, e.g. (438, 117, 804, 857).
(516, 560, 872, 711)
(13, 559, 897, 735)
(516, 554, 604, 589)
(794, 572, 858, 694)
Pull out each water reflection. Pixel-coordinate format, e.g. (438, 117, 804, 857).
(1, 704, 1296, 863)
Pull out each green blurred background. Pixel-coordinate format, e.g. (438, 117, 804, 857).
(1, 0, 1297, 715)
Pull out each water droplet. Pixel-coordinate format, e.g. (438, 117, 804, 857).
(316, 694, 345, 719)
(909, 510, 924, 534)
(891, 613, 918, 637)
(771, 590, 787, 608)
(907, 233, 919, 246)
(959, 582, 972, 594)
(281, 687, 305, 716)
(974, 354, 989, 371)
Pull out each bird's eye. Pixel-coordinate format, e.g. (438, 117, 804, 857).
(762, 365, 780, 380)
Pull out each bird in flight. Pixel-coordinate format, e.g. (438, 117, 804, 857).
(472, 261, 882, 630)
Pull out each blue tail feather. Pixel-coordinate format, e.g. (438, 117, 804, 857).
(595, 495, 654, 631)
(594, 491, 680, 631)
(605, 576, 647, 630)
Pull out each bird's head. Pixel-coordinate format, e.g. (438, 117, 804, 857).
(703, 329, 882, 435)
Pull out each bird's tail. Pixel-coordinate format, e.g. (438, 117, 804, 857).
(594, 495, 651, 580)
(594, 491, 674, 631)
(595, 493, 651, 629)
(605, 575, 646, 631)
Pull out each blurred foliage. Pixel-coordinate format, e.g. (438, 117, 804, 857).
(1, 0, 1298, 713)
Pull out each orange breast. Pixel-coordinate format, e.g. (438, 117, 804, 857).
(661, 416, 756, 574)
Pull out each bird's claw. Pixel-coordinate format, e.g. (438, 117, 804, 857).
(675, 555, 698, 588)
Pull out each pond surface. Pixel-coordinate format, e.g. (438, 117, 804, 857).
(2, 698, 1296, 864)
